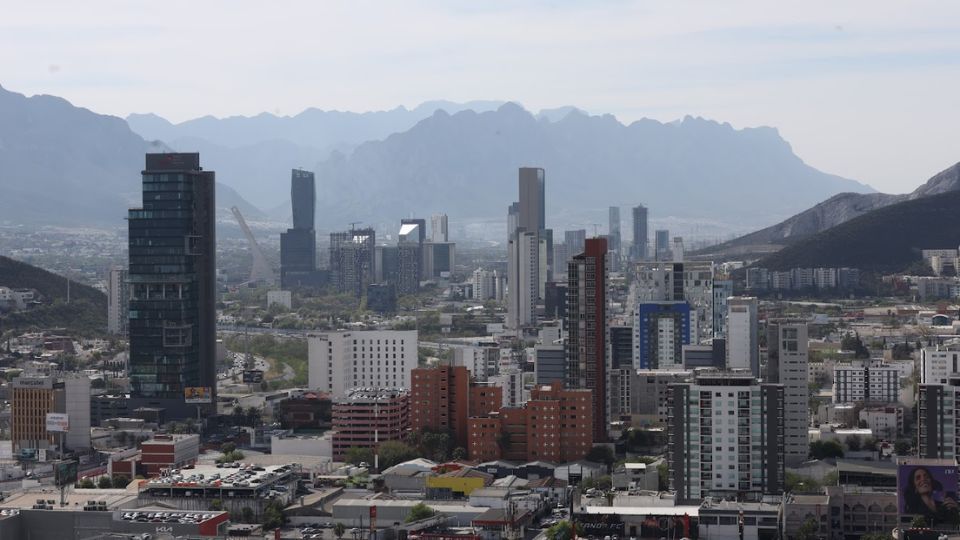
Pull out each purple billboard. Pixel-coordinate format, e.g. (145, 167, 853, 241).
(898, 464, 960, 520)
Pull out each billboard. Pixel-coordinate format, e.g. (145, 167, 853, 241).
(54, 460, 78, 487)
(898, 463, 960, 521)
(242, 370, 264, 384)
(184, 387, 212, 404)
(46, 412, 69, 433)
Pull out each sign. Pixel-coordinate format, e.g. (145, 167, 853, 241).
(54, 460, 78, 487)
(898, 463, 960, 522)
(242, 370, 264, 384)
(184, 387, 212, 404)
(13, 377, 52, 389)
(38, 449, 47, 462)
(46, 413, 69, 432)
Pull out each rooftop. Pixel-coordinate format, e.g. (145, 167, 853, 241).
(144, 462, 297, 491)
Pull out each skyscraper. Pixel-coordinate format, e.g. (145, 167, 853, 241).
(430, 213, 449, 242)
(128, 153, 216, 417)
(765, 321, 809, 466)
(507, 168, 549, 330)
(107, 266, 128, 335)
(726, 297, 759, 375)
(608, 206, 621, 254)
(329, 227, 376, 298)
(565, 237, 608, 442)
(655, 229, 671, 261)
(397, 222, 422, 294)
(518, 167, 545, 232)
(506, 230, 538, 329)
(634, 301, 691, 370)
(280, 169, 321, 289)
(564, 229, 586, 258)
(631, 205, 648, 260)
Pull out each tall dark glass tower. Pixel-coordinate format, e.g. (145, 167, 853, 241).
(128, 153, 216, 416)
(281, 169, 321, 288)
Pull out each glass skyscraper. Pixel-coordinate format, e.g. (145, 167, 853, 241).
(127, 153, 216, 415)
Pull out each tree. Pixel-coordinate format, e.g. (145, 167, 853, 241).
(112, 476, 130, 488)
(261, 501, 286, 530)
(240, 507, 255, 524)
(895, 439, 913, 456)
(405, 502, 435, 523)
(216, 450, 245, 464)
(911, 515, 928, 528)
(378, 440, 418, 469)
(796, 518, 819, 540)
(91, 377, 106, 389)
(209, 499, 224, 511)
(221, 442, 237, 454)
(546, 520, 573, 540)
(809, 440, 845, 459)
(846, 435, 862, 452)
(245, 406, 262, 428)
(78, 478, 95, 489)
(657, 462, 669, 491)
(333, 522, 346, 539)
(231, 406, 245, 426)
(345, 447, 375, 466)
(451, 447, 467, 461)
(586, 446, 615, 470)
(98, 476, 113, 489)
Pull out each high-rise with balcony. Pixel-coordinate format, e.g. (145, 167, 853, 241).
(128, 153, 216, 417)
(565, 237, 609, 442)
(667, 373, 785, 504)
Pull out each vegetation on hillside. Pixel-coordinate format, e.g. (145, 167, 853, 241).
(0, 255, 106, 335)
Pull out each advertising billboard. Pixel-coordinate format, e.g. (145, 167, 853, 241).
(45, 412, 70, 433)
(184, 387, 212, 404)
(242, 370, 264, 384)
(898, 463, 960, 521)
(54, 460, 78, 487)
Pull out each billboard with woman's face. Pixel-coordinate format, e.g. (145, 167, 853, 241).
(898, 464, 960, 520)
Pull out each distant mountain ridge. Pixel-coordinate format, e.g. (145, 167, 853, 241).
(755, 189, 960, 273)
(0, 85, 265, 226)
(697, 161, 960, 257)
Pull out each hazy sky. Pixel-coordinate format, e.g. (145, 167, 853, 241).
(3, 0, 960, 194)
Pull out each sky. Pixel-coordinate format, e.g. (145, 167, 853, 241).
(3, 0, 960, 194)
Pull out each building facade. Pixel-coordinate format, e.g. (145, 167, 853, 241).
(726, 297, 758, 375)
(280, 169, 322, 289)
(307, 330, 417, 398)
(634, 261, 714, 343)
(331, 388, 409, 462)
(631, 204, 648, 261)
(329, 228, 376, 298)
(765, 321, 810, 466)
(128, 153, 216, 416)
(634, 302, 691, 370)
(832, 361, 900, 404)
(107, 267, 129, 335)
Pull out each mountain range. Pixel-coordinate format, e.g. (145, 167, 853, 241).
(3, 83, 875, 234)
(698, 161, 960, 258)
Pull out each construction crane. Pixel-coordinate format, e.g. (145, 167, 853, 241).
(231, 206, 276, 285)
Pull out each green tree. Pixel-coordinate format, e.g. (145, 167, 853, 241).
(221, 442, 237, 454)
(378, 440, 418, 469)
(112, 476, 130, 489)
(657, 462, 669, 491)
(546, 520, 573, 540)
(795, 518, 819, 540)
(345, 447, 375, 466)
(451, 447, 467, 461)
(261, 500, 286, 529)
(333, 522, 346, 539)
(405, 502, 436, 523)
(809, 440, 845, 459)
(895, 439, 913, 455)
(209, 499, 224, 511)
(97, 476, 113, 489)
(240, 507, 255, 524)
(911, 515, 927, 528)
(586, 446, 616, 470)
(78, 478, 95, 489)
(216, 450, 245, 464)
(846, 435, 862, 451)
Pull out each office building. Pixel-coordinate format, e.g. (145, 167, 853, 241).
(671, 237, 684, 262)
(422, 241, 456, 279)
(552, 242, 569, 280)
(467, 383, 593, 463)
(833, 360, 900, 404)
(654, 229, 670, 261)
(280, 169, 323, 289)
(507, 202, 520, 241)
(609, 326, 634, 369)
(565, 237, 609, 442)
(329, 227, 376, 298)
(564, 230, 586, 258)
(506, 230, 539, 329)
(543, 281, 566, 320)
(608, 206, 621, 254)
(765, 321, 809, 466)
(631, 205, 648, 260)
(141, 433, 200, 476)
(471, 268, 500, 301)
(921, 344, 960, 385)
(107, 266, 128, 335)
(11, 375, 90, 453)
(667, 373, 785, 503)
(535, 345, 565, 385)
(610, 369, 691, 426)
(430, 213, 449, 242)
(919, 377, 960, 459)
(635, 261, 714, 343)
(451, 344, 500, 381)
(633, 302, 691, 370)
(374, 244, 399, 284)
(518, 167, 545, 232)
(682, 342, 726, 370)
(128, 153, 216, 416)
(331, 388, 409, 462)
(307, 330, 417, 398)
(726, 297, 759, 375)
(397, 222, 422, 293)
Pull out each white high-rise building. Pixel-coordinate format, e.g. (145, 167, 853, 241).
(726, 297, 758, 375)
(922, 344, 960, 385)
(635, 261, 714, 343)
(430, 213, 449, 242)
(107, 267, 128, 335)
(307, 330, 417, 398)
(489, 368, 526, 407)
(765, 321, 809, 466)
(507, 230, 538, 329)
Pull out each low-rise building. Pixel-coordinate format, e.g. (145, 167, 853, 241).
(140, 433, 200, 476)
(331, 387, 409, 462)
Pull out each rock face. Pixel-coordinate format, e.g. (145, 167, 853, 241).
(700, 162, 960, 257)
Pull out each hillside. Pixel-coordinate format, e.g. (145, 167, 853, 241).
(697, 162, 960, 258)
(755, 190, 960, 273)
(0, 255, 106, 334)
(0, 84, 265, 226)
